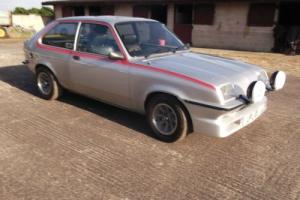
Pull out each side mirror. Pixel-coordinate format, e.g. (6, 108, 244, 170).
(109, 51, 124, 60)
(185, 43, 191, 49)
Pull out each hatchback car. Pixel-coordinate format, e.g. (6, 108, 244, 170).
(24, 16, 286, 142)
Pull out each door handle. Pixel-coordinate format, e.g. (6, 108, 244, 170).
(73, 55, 80, 60)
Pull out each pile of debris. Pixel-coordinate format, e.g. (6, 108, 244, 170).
(4, 25, 36, 38)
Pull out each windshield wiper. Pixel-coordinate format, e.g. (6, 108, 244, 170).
(144, 45, 185, 58)
(145, 48, 167, 58)
(172, 45, 188, 53)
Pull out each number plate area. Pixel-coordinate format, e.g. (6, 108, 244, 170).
(239, 109, 262, 127)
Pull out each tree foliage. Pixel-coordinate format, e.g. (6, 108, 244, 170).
(12, 7, 54, 17)
(12, 7, 29, 15)
(39, 7, 54, 17)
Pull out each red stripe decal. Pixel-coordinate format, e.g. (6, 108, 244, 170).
(36, 43, 72, 54)
(124, 62, 215, 90)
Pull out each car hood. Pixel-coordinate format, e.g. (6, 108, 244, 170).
(135, 51, 266, 92)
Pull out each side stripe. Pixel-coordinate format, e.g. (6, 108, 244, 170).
(124, 62, 216, 90)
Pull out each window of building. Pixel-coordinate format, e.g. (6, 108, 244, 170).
(248, 3, 276, 27)
(133, 5, 150, 18)
(42, 23, 78, 49)
(73, 6, 85, 16)
(89, 6, 102, 15)
(89, 6, 114, 16)
(194, 3, 215, 25)
(76, 23, 120, 55)
(133, 5, 168, 24)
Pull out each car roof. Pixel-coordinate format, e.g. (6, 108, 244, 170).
(57, 15, 157, 25)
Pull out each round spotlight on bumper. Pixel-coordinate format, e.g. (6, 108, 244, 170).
(270, 71, 286, 90)
(247, 81, 266, 103)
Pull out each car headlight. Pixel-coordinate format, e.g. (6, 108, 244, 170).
(258, 70, 269, 83)
(270, 71, 286, 90)
(247, 81, 266, 103)
(220, 84, 235, 101)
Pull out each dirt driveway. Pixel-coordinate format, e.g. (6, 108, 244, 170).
(0, 40, 299, 200)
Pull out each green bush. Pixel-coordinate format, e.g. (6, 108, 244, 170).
(12, 7, 54, 17)
(12, 7, 29, 15)
(39, 7, 54, 17)
(28, 8, 41, 15)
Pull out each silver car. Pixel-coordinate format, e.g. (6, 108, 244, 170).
(24, 16, 286, 142)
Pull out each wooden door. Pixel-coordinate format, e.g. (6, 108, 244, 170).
(174, 4, 193, 44)
(133, 5, 150, 18)
(62, 6, 73, 17)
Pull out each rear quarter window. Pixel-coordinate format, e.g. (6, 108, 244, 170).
(42, 22, 78, 49)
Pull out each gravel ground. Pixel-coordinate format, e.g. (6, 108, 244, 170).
(0, 40, 299, 200)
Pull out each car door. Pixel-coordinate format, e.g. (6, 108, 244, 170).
(68, 22, 131, 108)
(39, 22, 79, 88)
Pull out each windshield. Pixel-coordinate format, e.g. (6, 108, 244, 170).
(115, 21, 186, 57)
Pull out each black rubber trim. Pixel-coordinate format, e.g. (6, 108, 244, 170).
(184, 100, 246, 111)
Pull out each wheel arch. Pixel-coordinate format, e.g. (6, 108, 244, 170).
(35, 62, 56, 76)
(35, 63, 62, 86)
(144, 91, 194, 133)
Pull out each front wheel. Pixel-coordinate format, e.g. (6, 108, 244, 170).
(146, 95, 189, 142)
(36, 67, 63, 100)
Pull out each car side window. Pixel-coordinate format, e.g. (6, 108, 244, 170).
(76, 23, 121, 56)
(42, 23, 78, 49)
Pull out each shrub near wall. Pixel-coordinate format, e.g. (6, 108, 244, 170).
(10, 7, 54, 35)
(12, 7, 54, 17)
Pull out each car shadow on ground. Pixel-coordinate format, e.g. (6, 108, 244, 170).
(0, 65, 154, 138)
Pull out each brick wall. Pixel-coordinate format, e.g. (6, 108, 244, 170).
(54, 5, 63, 18)
(192, 2, 275, 52)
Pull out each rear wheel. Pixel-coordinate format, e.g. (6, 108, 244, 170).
(36, 67, 62, 100)
(146, 94, 189, 142)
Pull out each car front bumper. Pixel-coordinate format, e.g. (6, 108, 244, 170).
(184, 97, 267, 138)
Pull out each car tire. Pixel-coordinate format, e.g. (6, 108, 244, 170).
(0, 27, 6, 38)
(146, 94, 189, 142)
(36, 67, 63, 100)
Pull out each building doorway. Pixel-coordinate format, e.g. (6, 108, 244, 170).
(174, 4, 193, 44)
(275, 2, 300, 54)
(62, 6, 73, 17)
(151, 5, 167, 24)
(62, 6, 84, 17)
(88, 6, 114, 16)
(133, 5, 167, 24)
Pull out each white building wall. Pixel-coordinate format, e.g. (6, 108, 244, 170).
(192, 2, 275, 51)
(84, 6, 89, 16)
(12, 14, 46, 31)
(114, 4, 132, 16)
(166, 4, 174, 31)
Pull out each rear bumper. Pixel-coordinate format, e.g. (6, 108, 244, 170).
(184, 97, 267, 138)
